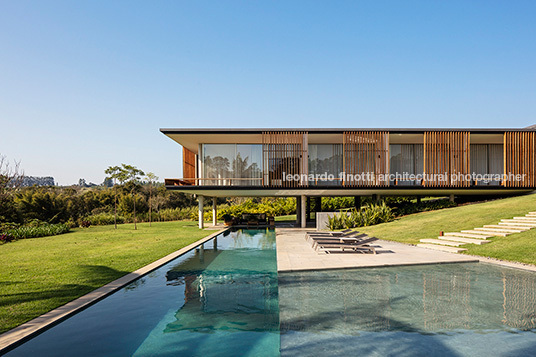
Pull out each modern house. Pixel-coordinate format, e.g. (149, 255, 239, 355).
(161, 128, 536, 228)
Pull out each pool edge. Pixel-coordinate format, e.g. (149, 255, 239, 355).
(0, 227, 230, 354)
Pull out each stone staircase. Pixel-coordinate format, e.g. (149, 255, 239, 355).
(417, 211, 536, 253)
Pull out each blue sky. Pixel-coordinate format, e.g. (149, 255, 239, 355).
(1, 1, 535, 185)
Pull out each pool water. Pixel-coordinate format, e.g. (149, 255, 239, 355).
(6, 228, 536, 357)
(279, 263, 536, 357)
(6, 229, 279, 357)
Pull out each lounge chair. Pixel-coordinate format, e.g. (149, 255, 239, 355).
(306, 229, 353, 237)
(310, 234, 368, 248)
(315, 237, 378, 254)
(306, 230, 362, 243)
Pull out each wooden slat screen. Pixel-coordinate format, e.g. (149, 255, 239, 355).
(423, 131, 470, 187)
(182, 147, 196, 184)
(262, 131, 308, 187)
(343, 131, 389, 187)
(504, 131, 536, 187)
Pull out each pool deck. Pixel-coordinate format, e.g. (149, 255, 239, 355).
(276, 228, 479, 272)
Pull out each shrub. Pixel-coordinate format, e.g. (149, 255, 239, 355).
(327, 202, 394, 230)
(5, 223, 70, 239)
(0, 233, 15, 243)
(80, 220, 91, 228)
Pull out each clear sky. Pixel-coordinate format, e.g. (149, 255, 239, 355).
(1, 1, 535, 185)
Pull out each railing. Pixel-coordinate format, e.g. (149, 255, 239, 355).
(165, 178, 264, 186)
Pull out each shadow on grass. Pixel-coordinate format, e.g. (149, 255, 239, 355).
(0, 265, 131, 332)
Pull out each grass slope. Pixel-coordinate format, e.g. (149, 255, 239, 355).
(0, 221, 211, 334)
(360, 193, 536, 265)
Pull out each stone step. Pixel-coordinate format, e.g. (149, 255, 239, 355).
(500, 220, 536, 226)
(529, 212, 536, 215)
(444, 232, 491, 239)
(461, 229, 509, 237)
(417, 244, 467, 253)
(420, 239, 466, 247)
(474, 227, 523, 234)
(483, 225, 530, 231)
(512, 217, 536, 221)
(526, 214, 536, 217)
(438, 236, 491, 245)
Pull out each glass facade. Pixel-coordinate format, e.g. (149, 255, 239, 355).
(470, 144, 503, 185)
(202, 144, 263, 186)
(308, 144, 343, 186)
(389, 144, 424, 186)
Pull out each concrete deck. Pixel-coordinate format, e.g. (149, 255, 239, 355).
(276, 228, 479, 272)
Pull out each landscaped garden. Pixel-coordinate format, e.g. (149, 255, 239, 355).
(360, 193, 536, 265)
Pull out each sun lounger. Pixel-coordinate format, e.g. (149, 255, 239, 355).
(310, 234, 368, 248)
(315, 237, 378, 254)
(306, 230, 359, 242)
(306, 229, 353, 237)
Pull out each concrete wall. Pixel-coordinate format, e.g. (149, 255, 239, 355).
(316, 212, 351, 231)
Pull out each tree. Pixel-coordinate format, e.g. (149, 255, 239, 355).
(145, 172, 158, 227)
(0, 154, 24, 223)
(104, 165, 122, 229)
(121, 164, 144, 230)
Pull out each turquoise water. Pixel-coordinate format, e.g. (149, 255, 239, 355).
(6, 229, 536, 357)
(279, 263, 536, 357)
(6, 229, 279, 357)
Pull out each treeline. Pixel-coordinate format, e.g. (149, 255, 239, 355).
(0, 184, 198, 228)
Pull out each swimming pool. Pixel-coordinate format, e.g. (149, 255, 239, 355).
(5, 228, 536, 357)
(5, 228, 279, 356)
(279, 263, 536, 357)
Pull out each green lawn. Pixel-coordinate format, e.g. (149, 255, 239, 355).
(360, 193, 536, 265)
(0, 221, 212, 334)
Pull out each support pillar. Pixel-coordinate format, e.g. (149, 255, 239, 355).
(315, 197, 322, 212)
(306, 197, 311, 222)
(354, 196, 361, 209)
(372, 194, 380, 204)
(198, 195, 204, 229)
(212, 197, 217, 226)
(449, 194, 455, 203)
(296, 196, 301, 226)
(417, 196, 422, 204)
(301, 195, 307, 228)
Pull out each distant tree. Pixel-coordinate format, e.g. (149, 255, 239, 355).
(78, 178, 87, 187)
(0, 154, 23, 223)
(145, 172, 158, 227)
(121, 164, 145, 230)
(104, 165, 122, 229)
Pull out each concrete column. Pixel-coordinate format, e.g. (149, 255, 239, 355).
(354, 196, 361, 209)
(296, 196, 301, 226)
(449, 194, 455, 203)
(212, 197, 217, 226)
(301, 195, 307, 228)
(372, 194, 380, 204)
(198, 195, 204, 229)
(213, 237, 218, 251)
(417, 196, 422, 204)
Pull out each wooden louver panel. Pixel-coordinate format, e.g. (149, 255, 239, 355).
(504, 131, 536, 187)
(262, 131, 308, 187)
(182, 147, 196, 184)
(343, 131, 389, 187)
(423, 131, 470, 187)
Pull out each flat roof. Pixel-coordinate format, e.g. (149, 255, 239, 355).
(161, 127, 535, 135)
(161, 127, 532, 152)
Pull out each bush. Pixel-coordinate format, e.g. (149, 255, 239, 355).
(327, 202, 394, 230)
(0, 233, 15, 243)
(5, 223, 70, 240)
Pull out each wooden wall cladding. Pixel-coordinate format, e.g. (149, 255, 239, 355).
(504, 131, 536, 187)
(343, 131, 389, 187)
(262, 131, 308, 187)
(182, 147, 196, 184)
(423, 132, 470, 187)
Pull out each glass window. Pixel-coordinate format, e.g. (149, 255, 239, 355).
(390, 144, 423, 186)
(470, 144, 503, 186)
(202, 144, 263, 186)
(308, 144, 343, 186)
